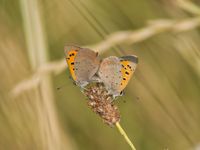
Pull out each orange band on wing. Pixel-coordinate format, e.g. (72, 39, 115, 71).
(119, 60, 134, 91)
(66, 50, 78, 81)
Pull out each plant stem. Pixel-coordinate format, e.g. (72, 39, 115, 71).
(116, 122, 136, 150)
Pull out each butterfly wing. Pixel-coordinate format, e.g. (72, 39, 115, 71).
(118, 55, 138, 92)
(98, 55, 138, 97)
(64, 45, 100, 87)
(74, 48, 100, 84)
(98, 56, 122, 96)
(64, 45, 80, 82)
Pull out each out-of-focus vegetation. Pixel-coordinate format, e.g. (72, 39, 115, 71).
(1, 0, 200, 150)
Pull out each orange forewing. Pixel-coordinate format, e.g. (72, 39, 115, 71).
(65, 49, 78, 81)
(119, 60, 135, 91)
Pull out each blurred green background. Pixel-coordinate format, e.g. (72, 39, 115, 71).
(1, 0, 200, 150)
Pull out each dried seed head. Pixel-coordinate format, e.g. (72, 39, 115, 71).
(83, 83, 120, 127)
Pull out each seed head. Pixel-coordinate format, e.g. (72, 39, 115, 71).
(83, 83, 120, 126)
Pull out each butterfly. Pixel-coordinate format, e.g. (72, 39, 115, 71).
(64, 45, 100, 88)
(97, 55, 138, 98)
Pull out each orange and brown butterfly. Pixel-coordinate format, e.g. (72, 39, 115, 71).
(64, 45, 100, 88)
(97, 55, 138, 98)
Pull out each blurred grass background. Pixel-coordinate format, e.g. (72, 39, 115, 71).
(1, 0, 200, 150)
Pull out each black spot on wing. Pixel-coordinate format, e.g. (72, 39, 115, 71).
(125, 71, 129, 75)
(127, 65, 132, 69)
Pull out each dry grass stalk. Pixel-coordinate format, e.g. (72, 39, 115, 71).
(19, 0, 76, 149)
(176, 0, 200, 15)
(11, 16, 200, 96)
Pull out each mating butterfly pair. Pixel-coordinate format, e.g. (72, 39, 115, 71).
(65, 45, 138, 98)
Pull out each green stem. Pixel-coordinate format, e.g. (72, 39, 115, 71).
(116, 122, 137, 150)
